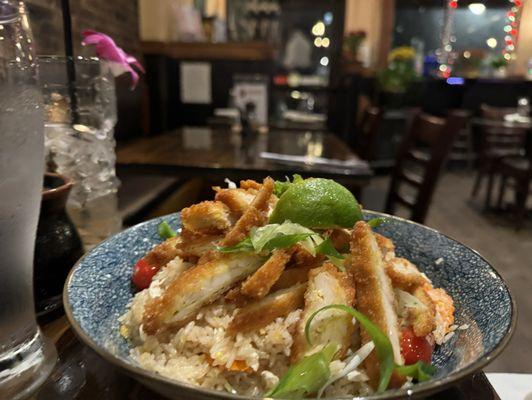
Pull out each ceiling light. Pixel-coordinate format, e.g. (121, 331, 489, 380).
(311, 21, 325, 36)
(468, 3, 486, 15)
(486, 37, 497, 48)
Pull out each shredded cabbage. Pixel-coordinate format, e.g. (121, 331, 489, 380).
(317, 341, 375, 399)
(395, 289, 427, 319)
(250, 221, 322, 255)
(224, 178, 237, 189)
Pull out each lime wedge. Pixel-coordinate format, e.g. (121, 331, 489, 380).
(269, 178, 362, 229)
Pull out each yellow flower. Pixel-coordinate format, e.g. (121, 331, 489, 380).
(389, 46, 416, 61)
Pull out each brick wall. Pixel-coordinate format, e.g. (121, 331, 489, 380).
(26, 0, 141, 58)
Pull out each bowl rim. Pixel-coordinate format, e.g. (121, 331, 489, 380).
(63, 210, 517, 399)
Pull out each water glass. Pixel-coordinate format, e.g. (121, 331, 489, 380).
(39, 56, 122, 248)
(0, 1, 56, 398)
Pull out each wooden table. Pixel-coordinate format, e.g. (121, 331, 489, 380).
(116, 128, 372, 187)
(471, 117, 532, 130)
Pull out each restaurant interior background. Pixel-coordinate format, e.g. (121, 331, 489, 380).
(24, 0, 532, 378)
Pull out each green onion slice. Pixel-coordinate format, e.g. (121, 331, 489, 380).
(265, 343, 338, 399)
(367, 217, 386, 228)
(305, 304, 395, 393)
(157, 220, 177, 239)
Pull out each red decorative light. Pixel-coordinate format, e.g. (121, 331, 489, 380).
(449, 0, 458, 9)
(511, 28, 518, 36)
(514, 0, 522, 7)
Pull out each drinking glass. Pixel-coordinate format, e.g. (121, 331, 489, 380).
(39, 56, 122, 249)
(0, 1, 57, 398)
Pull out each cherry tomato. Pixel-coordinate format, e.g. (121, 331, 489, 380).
(400, 328, 434, 365)
(132, 258, 158, 290)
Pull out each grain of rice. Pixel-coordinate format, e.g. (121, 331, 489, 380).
(443, 331, 455, 343)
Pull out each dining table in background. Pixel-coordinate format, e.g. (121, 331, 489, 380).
(116, 127, 372, 195)
(471, 117, 532, 154)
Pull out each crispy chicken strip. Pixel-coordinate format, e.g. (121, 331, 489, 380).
(327, 228, 351, 253)
(142, 252, 264, 335)
(291, 244, 325, 268)
(426, 287, 455, 344)
(143, 236, 181, 269)
(175, 230, 223, 261)
(240, 179, 262, 190)
(227, 283, 307, 335)
(271, 265, 313, 292)
(375, 233, 395, 261)
(385, 257, 429, 292)
(291, 263, 355, 363)
(409, 286, 436, 337)
(240, 248, 294, 299)
(350, 222, 404, 389)
(181, 201, 233, 235)
(214, 188, 257, 218)
(221, 177, 274, 247)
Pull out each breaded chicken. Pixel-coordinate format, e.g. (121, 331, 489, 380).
(228, 283, 306, 335)
(181, 201, 233, 235)
(240, 179, 262, 190)
(426, 287, 455, 344)
(143, 236, 181, 269)
(214, 188, 257, 218)
(221, 177, 274, 247)
(375, 233, 395, 261)
(385, 257, 429, 292)
(291, 244, 325, 268)
(327, 228, 351, 253)
(409, 286, 436, 337)
(271, 264, 313, 292)
(142, 252, 264, 335)
(240, 248, 294, 299)
(350, 222, 404, 388)
(291, 263, 355, 363)
(175, 230, 223, 261)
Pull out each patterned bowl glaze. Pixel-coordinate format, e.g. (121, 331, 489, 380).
(64, 211, 516, 399)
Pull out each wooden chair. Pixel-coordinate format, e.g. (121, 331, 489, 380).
(355, 106, 383, 162)
(496, 155, 531, 230)
(385, 110, 468, 223)
(471, 104, 527, 208)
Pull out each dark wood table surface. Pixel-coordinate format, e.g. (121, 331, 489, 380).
(471, 117, 532, 130)
(116, 128, 372, 185)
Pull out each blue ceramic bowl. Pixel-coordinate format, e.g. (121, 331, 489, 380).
(64, 211, 515, 399)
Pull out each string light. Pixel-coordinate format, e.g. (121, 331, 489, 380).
(502, 0, 522, 60)
(438, 0, 458, 78)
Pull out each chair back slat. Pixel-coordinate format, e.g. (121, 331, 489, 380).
(385, 110, 468, 223)
(356, 106, 383, 161)
(480, 104, 517, 120)
(479, 104, 526, 157)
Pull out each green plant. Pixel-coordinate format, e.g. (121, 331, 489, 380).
(377, 46, 418, 94)
(377, 58, 417, 94)
(490, 55, 508, 70)
(343, 30, 366, 56)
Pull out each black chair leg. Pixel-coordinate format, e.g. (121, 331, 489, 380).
(497, 175, 508, 210)
(515, 178, 530, 231)
(485, 171, 495, 210)
(471, 169, 483, 198)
